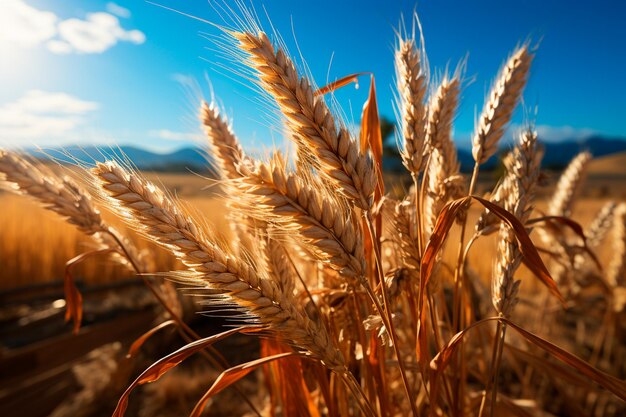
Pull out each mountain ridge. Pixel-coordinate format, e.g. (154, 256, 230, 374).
(25, 135, 626, 173)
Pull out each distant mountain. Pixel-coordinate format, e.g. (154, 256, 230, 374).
(29, 145, 212, 173)
(541, 136, 626, 169)
(27, 135, 626, 174)
(446, 135, 626, 173)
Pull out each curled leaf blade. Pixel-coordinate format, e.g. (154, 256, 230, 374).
(527, 215, 602, 271)
(418, 197, 470, 362)
(64, 249, 114, 334)
(190, 352, 298, 417)
(127, 319, 176, 358)
(429, 317, 626, 406)
(314, 72, 368, 96)
(113, 325, 264, 417)
(471, 196, 564, 304)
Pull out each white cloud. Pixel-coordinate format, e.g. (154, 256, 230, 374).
(46, 39, 73, 54)
(149, 129, 203, 142)
(0, 90, 99, 144)
(0, 0, 144, 54)
(106, 2, 131, 19)
(535, 125, 597, 143)
(55, 12, 145, 54)
(0, 0, 57, 46)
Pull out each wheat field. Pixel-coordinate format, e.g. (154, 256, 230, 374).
(1, 8, 626, 417)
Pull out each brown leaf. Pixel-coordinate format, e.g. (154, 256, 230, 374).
(359, 75, 385, 293)
(113, 326, 264, 417)
(507, 344, 595, 389)
(314, 72, 368, 96)
(418, 197, 470, 363)
(429, 317, 498, 405)
(64, 249, 115, 335)
(505, 319, 626, 402)
(64, 267, 83, 335)
(527, 215, 602, 271)
(127, 319, 176, 358)
(360, 75, 384, 199)
(471, 196, 564, 304)
(261, 339, 319, 417)
(497, 395, 542, 417)
(429, 317, 626, 406)
(190, 352, 298, 417)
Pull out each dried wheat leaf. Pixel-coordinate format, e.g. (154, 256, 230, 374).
(113, 326, 264, 417)
(429, 317, 626, 405)
(190, 352, 298, 417)
(64, 249, 114, 334)
(472, 196, 564, 304)
(527, 215, 602, 270)
(315, 72, 368, 96)
(127, 319, 176, 358)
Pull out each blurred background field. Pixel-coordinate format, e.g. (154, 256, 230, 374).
(2, 152, 625, 291)
(1, 1, 625, 416)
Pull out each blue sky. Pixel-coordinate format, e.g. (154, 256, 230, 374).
(0, 0, 624, 153)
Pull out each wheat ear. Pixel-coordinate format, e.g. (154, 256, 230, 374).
(92, 160, 345, 370)
(476, 152, 516, 234)
(586, 201, 617, 249)
(0, 150, 104, 235)
(200, 100, 249, 180)
(396, 37, 427, 175)
(0, 151, 150, 271)
(262, 231, 297, 296)
(423, 76, 464, 237)
(492, 128, 540, 317)
(392, 198, 421, 272)
(232, 31, 375, 210)
(472, 45, 533, 164)
(607, 203, 626, 288)
(236, 157, 365, 280)
(547, 151, 592, 217)
(477, 131, 543, 236)
(568, 201, 617, 284)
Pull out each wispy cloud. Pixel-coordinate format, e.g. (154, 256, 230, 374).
(149, 129, 203, 142)
(52, 12, 145, 54)
(535, 125, 597, 142)
(0, 0, 145, 54)
(0, 0, 57, 47)
(106, 2, 131, 19)
(0, 90, 99, 145)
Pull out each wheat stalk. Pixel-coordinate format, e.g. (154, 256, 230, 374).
(547, 151, 592, 217)
(92, 160, 345, 371)
(392, 198, 421, 272)
(492, 128, 540, 317)
(472, 45, 533, 164)
(423, 76, 464, 238)
(396, 37, 427, 175)
(586, 201, 618, 249)
(568, 201, 617, 279)
(232, 31, 376, 210)
(236, 156, 365, 281)
(0, 150, 104, 235)
(262, 229, 296, 296)
(200, 100, 249, 180)
(607, 203, 626, 288)
(0, 150, 154, 272)
(475, 171, 513, 234)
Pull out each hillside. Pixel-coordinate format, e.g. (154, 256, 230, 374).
(587, 151, 626, 176)
(22, 135, 626, 174)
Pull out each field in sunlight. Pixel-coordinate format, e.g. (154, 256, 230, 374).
(0, 172, 230, 290)
(2, 164, 624, 291)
